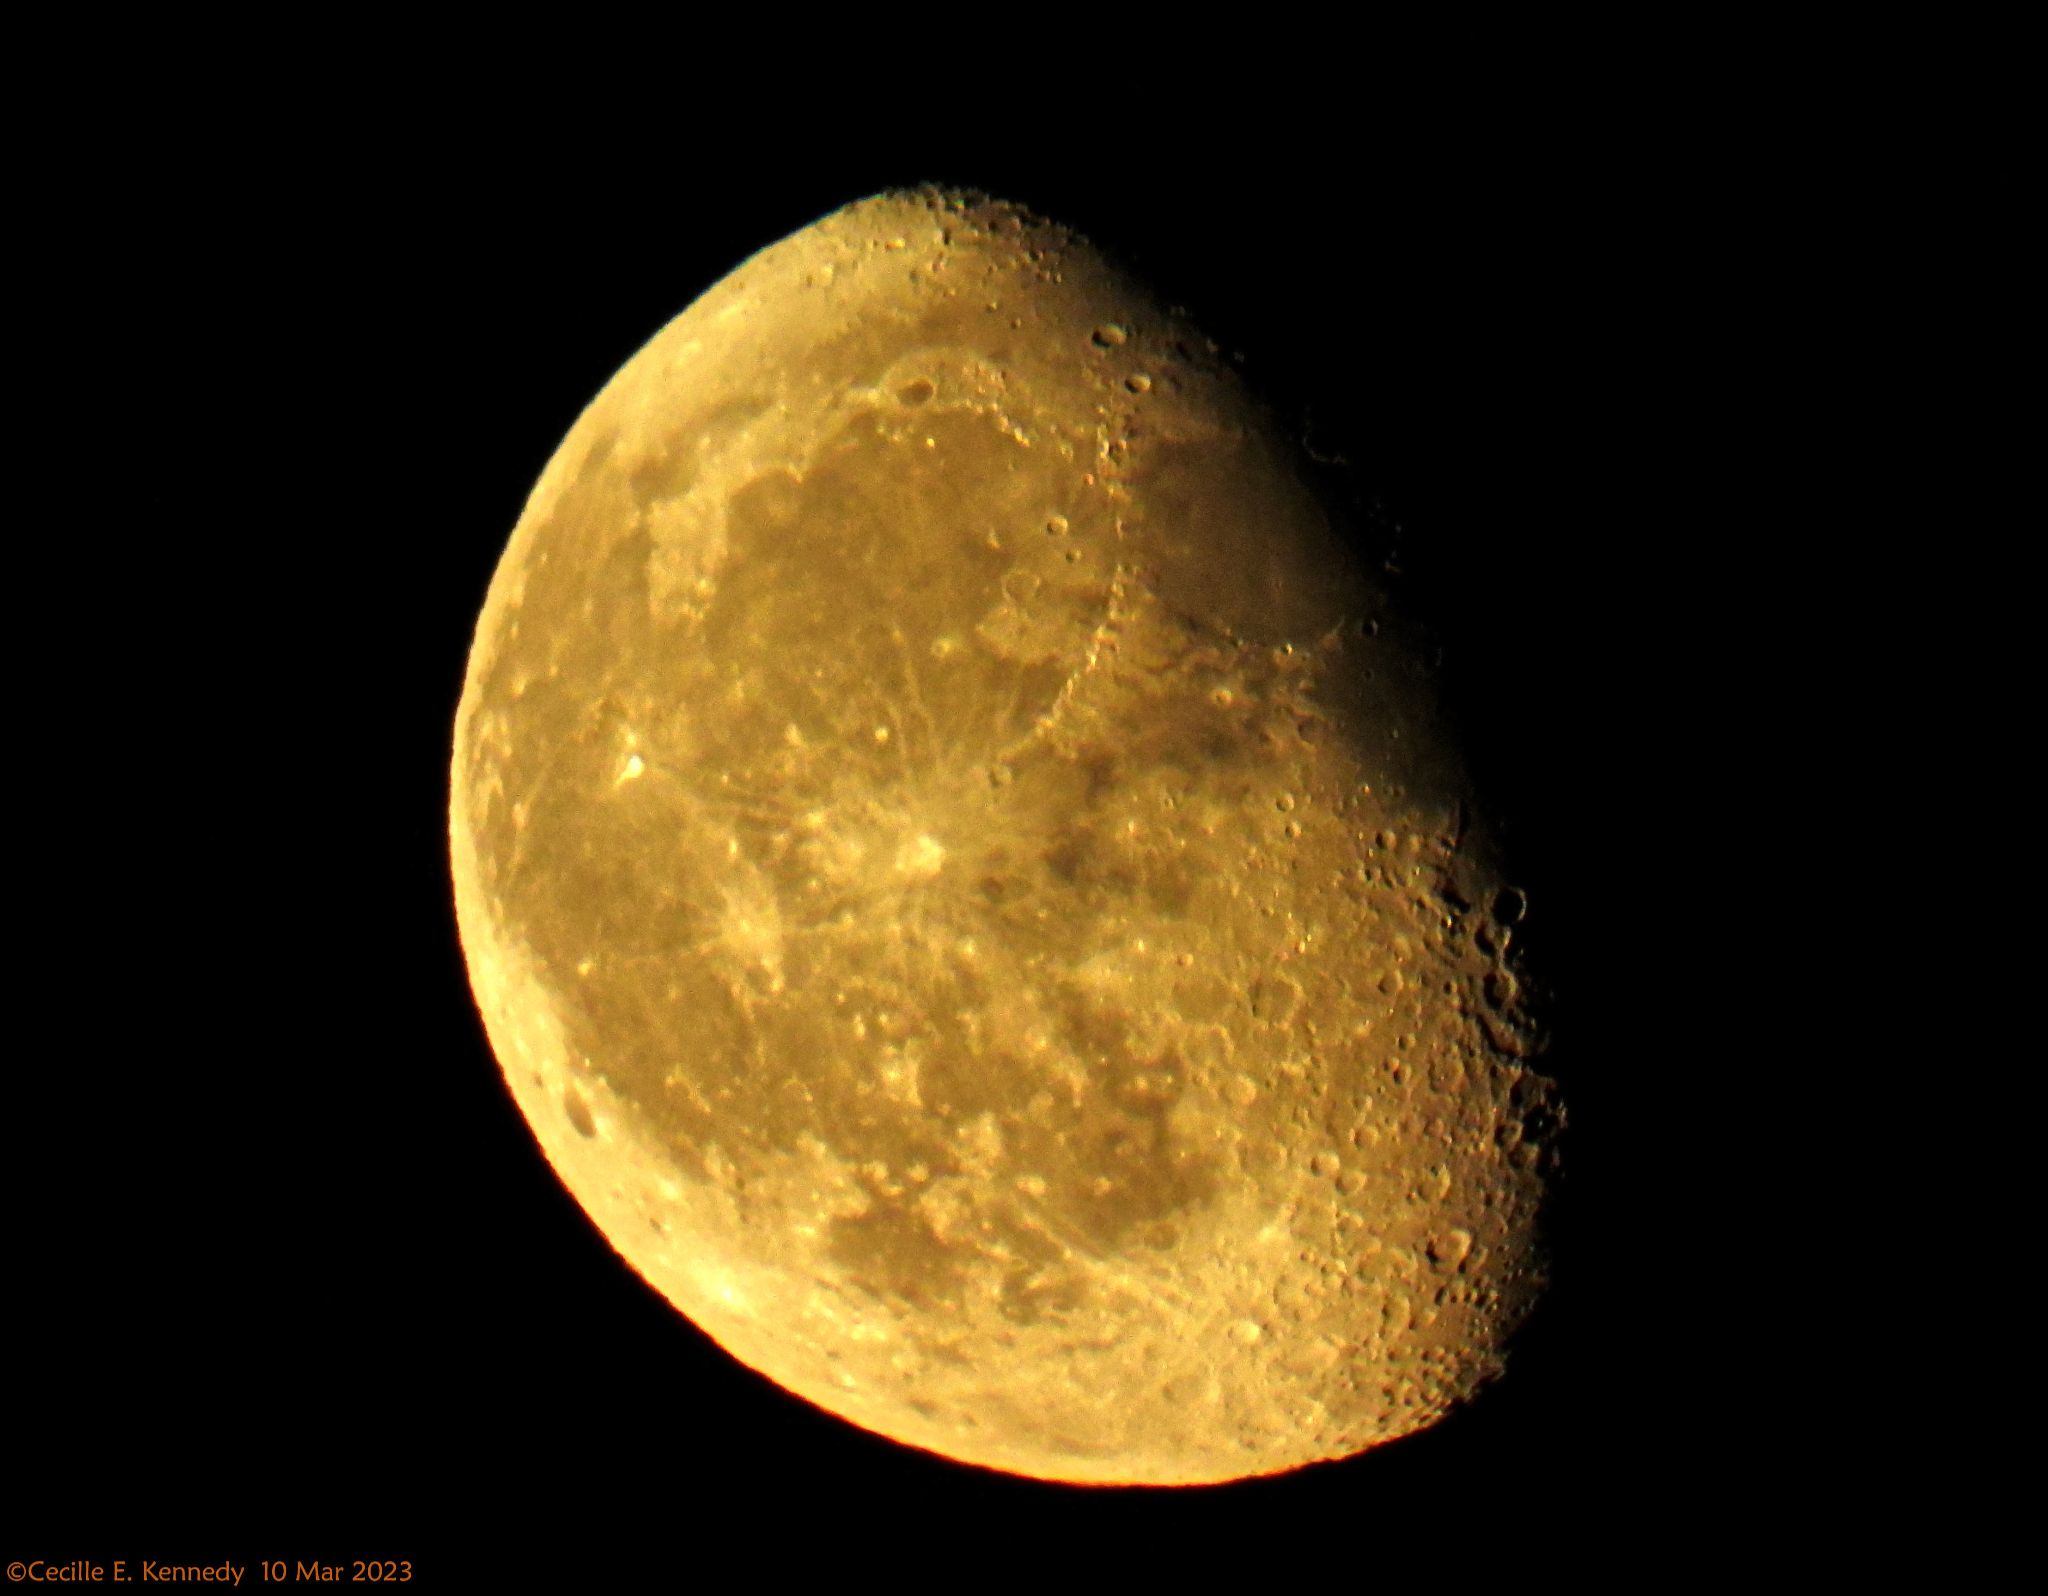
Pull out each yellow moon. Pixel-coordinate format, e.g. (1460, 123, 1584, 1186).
(450, 189, 1559, 1485)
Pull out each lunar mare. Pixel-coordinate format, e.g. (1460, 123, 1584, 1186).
(450, 189, 1558, 1485)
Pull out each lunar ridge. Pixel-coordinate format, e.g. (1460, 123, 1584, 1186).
(451, 188, 1559, 1484)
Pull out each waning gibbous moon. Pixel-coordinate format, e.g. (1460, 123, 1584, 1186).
(449, 188, 1561, 1486)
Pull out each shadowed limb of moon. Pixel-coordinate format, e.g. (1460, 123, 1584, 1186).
(450, 188, 1559, 1485)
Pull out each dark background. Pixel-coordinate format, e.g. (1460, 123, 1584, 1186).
(17, 129, 1730, 1574)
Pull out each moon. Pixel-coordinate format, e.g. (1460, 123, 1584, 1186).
(449, 188, 1559, 1485)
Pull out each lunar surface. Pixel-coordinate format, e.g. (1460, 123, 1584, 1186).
(450, 189, 1560, 1485)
